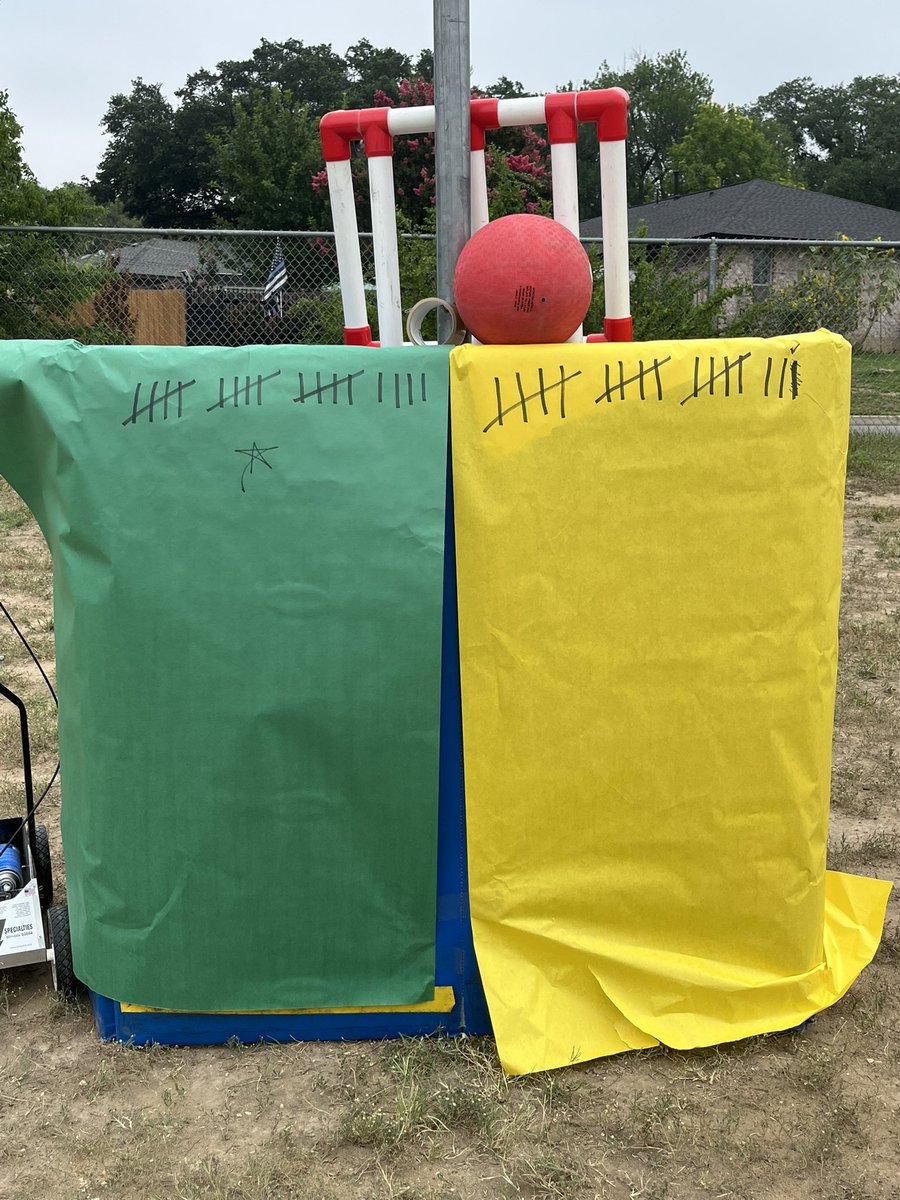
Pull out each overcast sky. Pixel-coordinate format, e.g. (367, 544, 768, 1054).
(2, 0, 899, 189)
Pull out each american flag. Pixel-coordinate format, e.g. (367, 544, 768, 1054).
(263, 239, 287, 317)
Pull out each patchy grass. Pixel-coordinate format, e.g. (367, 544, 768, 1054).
(852, 352, 900, 416)
(830, 829, 900, 872)
(865, 504, 900, 523)
(847, 432, 900, 489)
(875, 528, 900, 560)
(0, 509, 29, 534)
(336, 1038, 512, 1152)
(0, 693, 57, 761)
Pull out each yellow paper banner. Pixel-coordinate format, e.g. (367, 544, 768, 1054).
(450, 332, 891, 1075)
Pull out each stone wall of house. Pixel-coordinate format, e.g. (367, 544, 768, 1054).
(715, 244, 900, 351)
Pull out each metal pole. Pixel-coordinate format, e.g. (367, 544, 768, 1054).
(708, 238, 718, 299)
(433, 0, 471, 341)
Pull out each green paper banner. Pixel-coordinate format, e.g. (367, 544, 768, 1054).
(0, 340, 450, 1011)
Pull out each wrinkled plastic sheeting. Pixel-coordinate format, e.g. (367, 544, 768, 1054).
(450, 332, 891, 1075)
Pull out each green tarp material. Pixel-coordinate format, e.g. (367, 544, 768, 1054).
(0, 341, 451, 1011)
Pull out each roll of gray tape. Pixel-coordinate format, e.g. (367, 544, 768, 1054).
(406, 297, 466, 346)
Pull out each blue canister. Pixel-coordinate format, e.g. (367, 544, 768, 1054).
(0, 843, 23, 899)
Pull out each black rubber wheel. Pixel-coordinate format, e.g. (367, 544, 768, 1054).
(47, 904, 79, 997)
(33, 824, 53, 907)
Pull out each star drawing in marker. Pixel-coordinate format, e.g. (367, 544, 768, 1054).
(235, 442, 278, 493)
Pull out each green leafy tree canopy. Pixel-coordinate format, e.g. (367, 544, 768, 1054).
(1, 92, 128, 341)
(211, 88, 323, 230)
(583, 51, 713, 204)
(670, 103, 797, 194)
(751, 74, 900, 210)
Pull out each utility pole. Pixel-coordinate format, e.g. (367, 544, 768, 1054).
(433, 0, 471, 341)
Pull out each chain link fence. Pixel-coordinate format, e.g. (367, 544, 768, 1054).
(2, 225, 899, 425)
(0, 226, 379, 348)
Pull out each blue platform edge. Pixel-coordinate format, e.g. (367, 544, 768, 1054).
(89, 439, 492, 1045)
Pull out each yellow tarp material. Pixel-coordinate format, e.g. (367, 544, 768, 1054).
(450, 331, 891, 1076)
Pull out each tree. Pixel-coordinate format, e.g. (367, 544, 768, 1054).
(0, 90, 31, 220)
(484, 134, 552, 218)
(90, 40, 432, 228)
(210, 39, 351, 116)
(581, 51, 713, 205)
(90, 39, 617, 232)
(752, 74, 900, 210)
(211, 88, 325, 229)
(480, 75, 528, 99)
(0, 92, 127, 341)
(38, 182, 127, 226)
(344, 39, 413, 108)
(747, 77, 818, 161)
(309, 70, 557, 229)
(91, 79, 216, 226)
(375, 75, 436, 225)
(670, 104, 796, 194)
(471, 76, 553, 217)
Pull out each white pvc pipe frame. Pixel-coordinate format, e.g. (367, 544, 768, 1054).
(320, 89, 632, 347)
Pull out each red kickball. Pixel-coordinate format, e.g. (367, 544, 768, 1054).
(453, 214, 593, 344)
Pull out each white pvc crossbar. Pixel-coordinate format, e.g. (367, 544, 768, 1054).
(320, 90, 632, 347)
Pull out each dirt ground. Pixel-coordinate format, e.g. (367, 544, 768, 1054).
(0, 468, 897, 1200)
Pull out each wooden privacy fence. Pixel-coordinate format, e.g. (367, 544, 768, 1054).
(127, 290, 186, 346)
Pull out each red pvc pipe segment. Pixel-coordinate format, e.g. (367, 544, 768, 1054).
(343, 325, 375, 346)
(320, 108, 393, 161)
(361, 108, 393, 157)
(470, 98, 500, 151)
(576, 88, 630, 142)
(603, 316, 634, 343)
(545, 93, 578, 144)
(320, 110, 363, 162)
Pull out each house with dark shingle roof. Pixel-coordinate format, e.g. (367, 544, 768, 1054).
(581, 180, 900, 350)
(580, 179, 900, 241)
